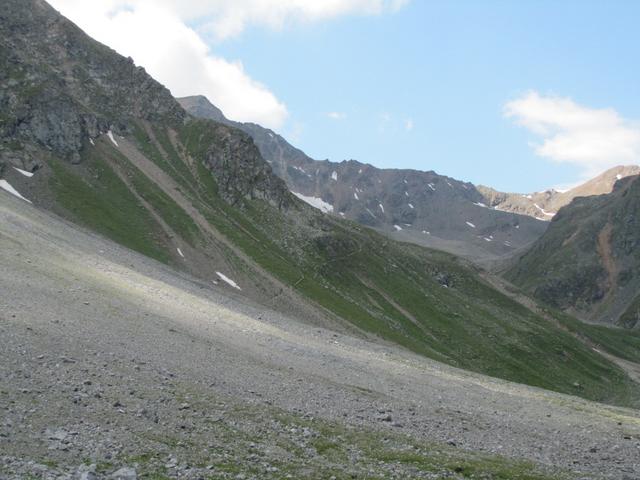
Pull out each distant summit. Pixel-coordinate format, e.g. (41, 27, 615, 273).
(179, 95, 547, 263)
(478, 165, 640, 221)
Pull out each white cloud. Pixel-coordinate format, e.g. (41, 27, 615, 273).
(48, 0, 411, 129)
(327, 112, 347, 120)
(504, 91, 640, 178)
(405, 118, 414, 131)
(49, 0, 288, 128)
(160, 0, 413, 40)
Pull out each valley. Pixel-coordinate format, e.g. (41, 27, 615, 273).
(2, 1, 640, 479)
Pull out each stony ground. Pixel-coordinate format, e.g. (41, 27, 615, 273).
(1, 192, 640, 480)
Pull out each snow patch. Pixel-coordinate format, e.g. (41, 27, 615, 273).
(268, 132, 274, 138)
(533, 203, 556, 217)
(427, 183, 436, 191)
(0, 180, 31, 203)
(107, 130, 119, 147)
(616, 173, 623, 180)
(292, 192, 334, 213)
(422, 230, 430, 235)
(177, 248, 184, 258)
(216, 272, 241, 290)
(473, 202, 488, 208)
(408, 203, 414, 209)
(446, 181, 453, 188)
(353, 192, 359, 200)
(13, 167, 34, 178)
(393, 225, 403, 231)
(483, 237, 492, 242)
(404, 191, 409, 197)
(403, 179, 408, 184)
(331, 171, 338, 181)
(358, 168, 363, 174)
(89, 138, 95, 146)
(378, 203, 385, 213)
(339, 212, 345, 217)
(465, 221, 476, 228)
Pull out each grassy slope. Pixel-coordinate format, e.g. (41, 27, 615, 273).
(47, 119, 640, 408)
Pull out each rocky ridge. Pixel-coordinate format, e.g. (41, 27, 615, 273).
(178, 95, 548, 263)
(479, 165, 640, 221)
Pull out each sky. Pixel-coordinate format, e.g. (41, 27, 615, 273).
(48, 0, 640, 192)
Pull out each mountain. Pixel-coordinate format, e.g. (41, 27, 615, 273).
(178, 95, 548, 263)
(6, 181, 640, 480)
(478, 165, 640, 221)
(2, 0, 640, 411)
(505, 174, 640, 328)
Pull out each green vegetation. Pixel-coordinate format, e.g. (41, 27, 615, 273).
(115, 389, 572, 480)
(47, 117, 640, 409)
(175, 119, 640, 408)
(48, 153, 171, 263)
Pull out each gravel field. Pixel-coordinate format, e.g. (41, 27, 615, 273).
(1, 192, 639, 479)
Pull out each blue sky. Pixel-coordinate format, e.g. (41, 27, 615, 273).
(213, 1, 640, 191)
(52, 0, 640, 192)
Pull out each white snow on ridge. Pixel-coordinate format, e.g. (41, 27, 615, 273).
(616, 173, 623, 180)
(13, 167, 34, 178)
(465, 221, 476, 228)
(216, 272, 241, 290)
(107, 130, 119, 147)
(0, 180, 31, 203)
(473, 202, 488, 208)
(393, 225, 403, 231)
(533, 203, 556, 217)
(331, 171, 338, 181)
(292, 192, 334, 213)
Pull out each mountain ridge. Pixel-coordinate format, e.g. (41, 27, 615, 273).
(178, 95, 548, 263)
(505, 174, 640, 328)
(479, 165, 640, 221)
(2, 0, 640, 409)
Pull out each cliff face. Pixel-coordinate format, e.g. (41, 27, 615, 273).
(0, 0, 184, 168)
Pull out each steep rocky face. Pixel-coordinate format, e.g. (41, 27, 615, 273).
(187, 119, 292, 209)
(505, 175, 640, 328)
(479, 165, 640, 221)
(0, 0, 184, 169)
(179, 95, 547, 263)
